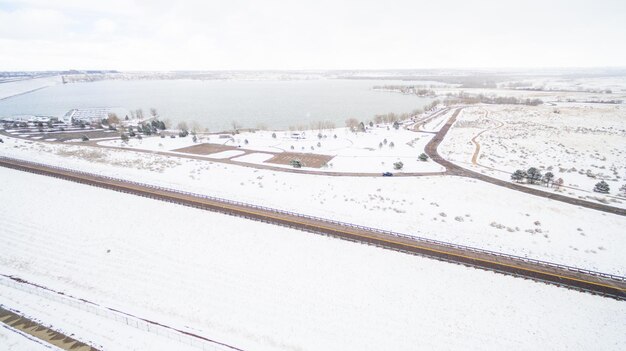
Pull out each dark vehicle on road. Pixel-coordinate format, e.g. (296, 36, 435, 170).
(382, 172, 393, 177)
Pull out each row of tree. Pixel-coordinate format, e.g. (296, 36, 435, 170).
(346, 118, 403, 132)
(444, 92, 542, 106)
(511, 167, 562, 187)
(512, 167, 619, 194)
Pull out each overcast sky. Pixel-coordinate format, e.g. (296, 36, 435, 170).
(0, 0, 625, 71)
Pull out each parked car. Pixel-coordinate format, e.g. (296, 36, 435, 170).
(382, 172, 393, 177)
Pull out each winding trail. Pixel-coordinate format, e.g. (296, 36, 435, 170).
(470, 111, 504, 166)
(424, 108, 626, 216)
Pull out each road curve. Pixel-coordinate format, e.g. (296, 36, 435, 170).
(1, 156, 624, 300)
(424, 108, 626, 216)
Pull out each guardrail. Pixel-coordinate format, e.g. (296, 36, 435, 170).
(0, 275, 243, 351)
(1, 155, 624, 283)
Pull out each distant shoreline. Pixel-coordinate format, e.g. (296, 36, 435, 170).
(0, 86, 51, 101)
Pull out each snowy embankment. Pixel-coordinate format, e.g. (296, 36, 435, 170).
(0, 324, 61, 351)
(0, 76, 61, 101)
(0, 166, 625, 351)
(1, 136, 625, 275)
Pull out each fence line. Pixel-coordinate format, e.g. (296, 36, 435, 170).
(0, 275, 243, 351)
(1, 155, 624, 283)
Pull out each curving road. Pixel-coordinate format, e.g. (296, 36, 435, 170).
(424, 108, 626, 216)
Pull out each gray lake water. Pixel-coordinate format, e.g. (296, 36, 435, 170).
(0, 79, 432, 131)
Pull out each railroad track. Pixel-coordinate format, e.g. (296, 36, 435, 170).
(1, 156, 625, 300)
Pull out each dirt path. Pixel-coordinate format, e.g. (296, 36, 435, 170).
(424, 108, 626, 216)
(470, 110, 504, 166)
(412, 107, 450, 133)
(0, 306, 99, 350)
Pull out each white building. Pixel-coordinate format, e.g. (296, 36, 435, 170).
(66, 108, 111, 124)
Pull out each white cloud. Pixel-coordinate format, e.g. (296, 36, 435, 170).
(93, 18, 117, 34)
(0, 8, 70, 40)
(0, 0, 625, 70)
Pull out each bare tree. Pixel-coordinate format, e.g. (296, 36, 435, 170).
(163, 119, 172, 129)
(189, 121, 202, 133)
(553, 178, 564, 189)
(107, 113, 120, 125)
(177, 121, 189, 131)
(231, 121, 242, 131)
(150, 108, 158, 117)
(345, 118, 359, 132)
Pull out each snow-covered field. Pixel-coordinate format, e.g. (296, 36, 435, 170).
(98, 118, 445, 173)
(1, 136, 625, 275)
(439, 104, 626, 206)
(0, 76, 61, 100)
(1, 166, 625, 351)
(0, 324, 59, 351)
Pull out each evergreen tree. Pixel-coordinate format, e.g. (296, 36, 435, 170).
(593, 181, 610, 194)
(526, 167, 542, 184)
(418, 153, 429, 162)
(511, 169, 526, 182)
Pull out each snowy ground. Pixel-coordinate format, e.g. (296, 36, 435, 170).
(0, 324, 60, 351)
(1, 166, 625, 351)
(0, 76, 61, 100)
(439, 104, 626, 207)
(97, 116, 445, 173)
(1, 136, 625, 275)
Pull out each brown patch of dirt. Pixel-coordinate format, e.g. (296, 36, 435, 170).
(173, 143, 239, 155)
(265, 152, 334, 168)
